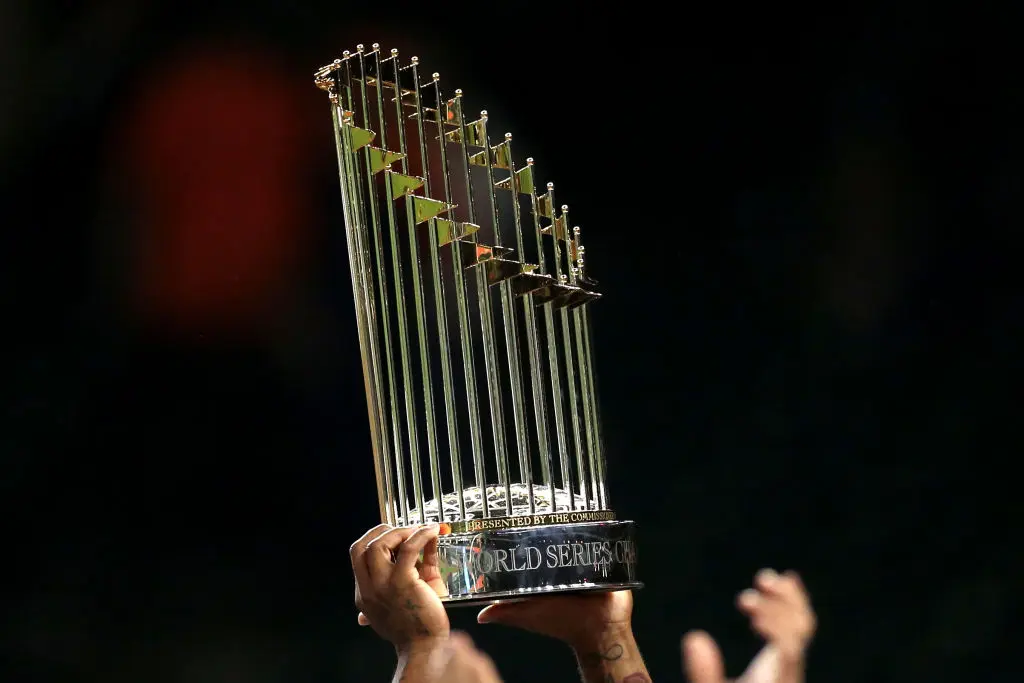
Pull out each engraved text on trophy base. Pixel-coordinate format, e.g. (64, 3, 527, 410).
(435, 520, 640, 604)
(466, 537, 638, 575)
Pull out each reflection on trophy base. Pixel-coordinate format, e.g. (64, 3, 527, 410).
(401, 482, 595, 525)
(436, 520, 641, 606)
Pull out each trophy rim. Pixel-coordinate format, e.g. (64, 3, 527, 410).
(435, 508, 618, 534)
(441, 581, 645, 608)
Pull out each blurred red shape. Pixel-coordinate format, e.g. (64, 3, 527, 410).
(115, 45, 317, 339)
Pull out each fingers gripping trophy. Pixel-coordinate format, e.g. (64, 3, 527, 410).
(315, 45, 640, 605)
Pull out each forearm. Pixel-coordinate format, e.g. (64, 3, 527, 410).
(572, 625, 651, 683)
(392, 639, 446, 683)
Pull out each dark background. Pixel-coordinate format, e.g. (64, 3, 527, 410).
(2, 2, 1018, 682)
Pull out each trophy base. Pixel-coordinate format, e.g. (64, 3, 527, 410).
(436, 520, 640, 606)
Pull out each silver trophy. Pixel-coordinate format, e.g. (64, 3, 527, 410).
(315, 45, 640, 605)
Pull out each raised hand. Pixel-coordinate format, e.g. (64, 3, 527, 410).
(476, 588, 633, 648)
(349, 523, 449, 654)
(477, 590, 650, 683)
(683, 569, 816, 683)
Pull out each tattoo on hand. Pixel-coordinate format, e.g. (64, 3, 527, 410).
(584, 643, 624, 666)
(403, 598, 431, 637)
(581, 643, 649, 683)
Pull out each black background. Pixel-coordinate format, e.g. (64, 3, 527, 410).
(2, 2, 1018, 682)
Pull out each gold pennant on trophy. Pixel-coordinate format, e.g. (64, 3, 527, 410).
(489, 140, 512, 170)
(349, 125, 375, 151)
(536, 192, 554, 218)
(412, 196, 454, 224)
(435, 218, 480, 246)
(387, 171, 424, 199)
(446, 116, 487, 146)
(495, 164, 535, 195)
(541, 213, 568, 240)
(368, 146, 405, 173)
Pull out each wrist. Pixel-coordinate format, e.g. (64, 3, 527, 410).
(393, 638, 448, 683)
(396, 635, 448, 659)
(568, 621, 635, 653)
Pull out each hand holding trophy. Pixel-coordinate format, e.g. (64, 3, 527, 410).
(316, 44, 639, 604)
(319, 44, 816, 683)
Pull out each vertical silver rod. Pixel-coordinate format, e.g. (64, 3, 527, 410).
(563, 213, 599, 508)
(570, 227, 608, 508)
(528, 175, 569, 511)
(453, 96, 510, 517)
(403, 192, 440, 519)
(580, 304, 608, 508)
(477, 116, 532, 514)
(572, 305, 599, 507)
(431, 75, 483, 521)
(560, 302, 588, 509)
(479, 270, 510, 516)
(408, 58, 463, 521)
(501, 136, 547, 514)
(351, 48, 399, 524)
(546, 191, 590, 511)
(366, 51, 411, 523)
(374, 52, 421, 522)
(390, 51, 436, 519)
(525, 296, 556, 511)
(334, 59, 396, 522)
(330, 101, 388, 524)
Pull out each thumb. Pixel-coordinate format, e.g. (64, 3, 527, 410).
(682, 630, 727, 683)
(477, 602, 537, 628)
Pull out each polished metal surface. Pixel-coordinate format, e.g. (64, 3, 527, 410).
(437, 521, 641, 605)
(404, 482, 596, 526)
(315, 46, 631, 602)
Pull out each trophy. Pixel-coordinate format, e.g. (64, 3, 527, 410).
(315, 45, 640, 605)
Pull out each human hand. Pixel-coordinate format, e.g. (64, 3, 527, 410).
(350, 523, 449, 654)
(476, 589, 634, 649)
(478, 590, 649, 683)
(683, 569, 816, 683)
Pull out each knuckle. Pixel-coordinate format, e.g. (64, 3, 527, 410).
(352, 525, 391, 556)
(467, 652, 490, 670)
